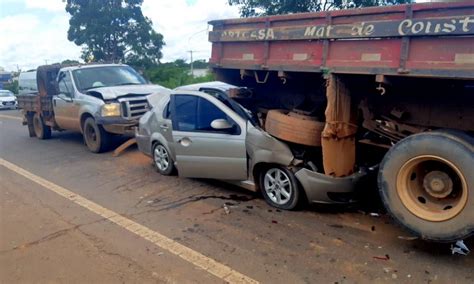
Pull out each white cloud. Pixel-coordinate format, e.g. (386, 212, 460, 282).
(24, 0, 66, 12)
(142, 0, 239, 63)
(0, 13, 82, 71)
(0, 0, 239, 71)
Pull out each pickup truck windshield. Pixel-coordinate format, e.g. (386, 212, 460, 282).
(72, 66, 147, 92)
(0, 91, 14, 97)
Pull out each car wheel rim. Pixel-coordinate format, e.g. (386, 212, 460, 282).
(396, 155, 468, 222)
(264, 168, 292, 205)
(154, 145, 169, 172)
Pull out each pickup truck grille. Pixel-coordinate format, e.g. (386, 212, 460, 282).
(119, 97, 150, 120)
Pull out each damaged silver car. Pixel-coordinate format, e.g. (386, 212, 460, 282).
(136, 82, 365, 209)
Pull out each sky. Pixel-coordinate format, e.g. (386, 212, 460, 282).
(0, 0, 240, 71)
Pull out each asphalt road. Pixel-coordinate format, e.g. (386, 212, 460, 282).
(1, 109, 473, 283)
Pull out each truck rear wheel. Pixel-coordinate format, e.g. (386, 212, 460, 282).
(378, 131, 474, 241)
(33, 113, 51, 139)
(265, 109, 324, 147)
(83, 117, 110, 153)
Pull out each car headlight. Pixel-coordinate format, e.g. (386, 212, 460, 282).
(101, 103, 121, 117)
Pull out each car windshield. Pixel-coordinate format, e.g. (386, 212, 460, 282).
(72, 66, 147, 92)
(0, 91, 13, 97)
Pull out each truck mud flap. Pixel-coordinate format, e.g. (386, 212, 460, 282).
(295, 168, 366, 204)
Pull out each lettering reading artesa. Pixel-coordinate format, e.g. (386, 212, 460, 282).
(222, 28, 275, 40)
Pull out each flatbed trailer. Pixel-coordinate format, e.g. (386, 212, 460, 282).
(208, 2, 474, 242)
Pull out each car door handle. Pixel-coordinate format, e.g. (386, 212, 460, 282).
(160, 124, 169, 130)
(177, 137, 192, 147)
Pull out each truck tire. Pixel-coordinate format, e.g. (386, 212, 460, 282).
(26, 113, 36, 138)
(378, 131, 474, 242)
(83, 117, 110, 153)
(33, 113, 51, 140)
(265, 109, 324, 147)
(260, 166, 300, 210)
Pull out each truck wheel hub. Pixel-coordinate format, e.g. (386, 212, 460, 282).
(423, 171, 453, 198)
(396, 155, 468, 222)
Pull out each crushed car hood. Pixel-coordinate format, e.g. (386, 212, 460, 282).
(86, 84, 171, 100)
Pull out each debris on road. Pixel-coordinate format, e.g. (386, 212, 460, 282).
(112, 138, 137, 157)
(369, 213, 380, 217)
(223, 204, 230, 214)
(451, 240, 470, 256)
(373, 254, 390, 261)
(397, 235, 418, 241)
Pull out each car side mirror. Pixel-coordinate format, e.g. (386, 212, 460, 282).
(211, 119, 232, 130)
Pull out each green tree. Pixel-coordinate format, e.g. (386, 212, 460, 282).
(144, 60, 214, 89)
(228, 0, 412, 17)
(4, 81, 18, 95)
(61, 59, 81, 65)
(65, 0, 164, 70)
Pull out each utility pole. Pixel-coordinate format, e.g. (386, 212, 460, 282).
(188, 50, 194, 77)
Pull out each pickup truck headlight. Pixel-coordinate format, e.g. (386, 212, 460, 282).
(101, 103, 121, 117)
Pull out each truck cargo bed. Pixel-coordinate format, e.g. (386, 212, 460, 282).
(209, 2, 474, 79)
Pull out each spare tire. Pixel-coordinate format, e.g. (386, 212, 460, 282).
(265, 109, 324, 146)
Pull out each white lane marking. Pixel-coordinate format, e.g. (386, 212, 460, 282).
(0, 158, 258, 284)
(0, 114, 22, 121)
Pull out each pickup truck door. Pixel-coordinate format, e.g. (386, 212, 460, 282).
(170, 93, 247, 180)
(53, 71, 81, 131)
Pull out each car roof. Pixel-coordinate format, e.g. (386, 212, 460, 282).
(174, 81, 238, 92)
(60, 63, 130, 72)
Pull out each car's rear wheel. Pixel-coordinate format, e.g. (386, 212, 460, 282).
(153, 143, 175, 175)
(33, 113, 51, 139)
(83, 117, 110, 153)
(260, 166, 300, 210)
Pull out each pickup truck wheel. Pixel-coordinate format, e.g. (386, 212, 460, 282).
(153, 143, 175, 175)
(83, 117, 110, 153)
(26, 113, 36, 137)
(33, 113, 51, 139)
(378, 131, 474, 242)
(260, 166, 300, 210)
(265, 109, 324, 147)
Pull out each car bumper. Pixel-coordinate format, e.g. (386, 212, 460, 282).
(0, 102, 17, 109)
(135, 129, 152, 157)
(96, 116, 138, 135)
(295, 168, 367, 204)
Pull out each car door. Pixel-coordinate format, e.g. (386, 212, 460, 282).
(53, 71, 80, 130)
(170, 93, 247, 180)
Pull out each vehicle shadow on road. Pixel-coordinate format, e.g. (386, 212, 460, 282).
(45, 131, 133, 152)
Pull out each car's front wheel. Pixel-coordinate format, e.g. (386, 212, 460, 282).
(153, 143, 175, 175)
(260, 166, 300, 210)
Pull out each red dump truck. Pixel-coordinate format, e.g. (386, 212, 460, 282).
(208, 2, 474, 241)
